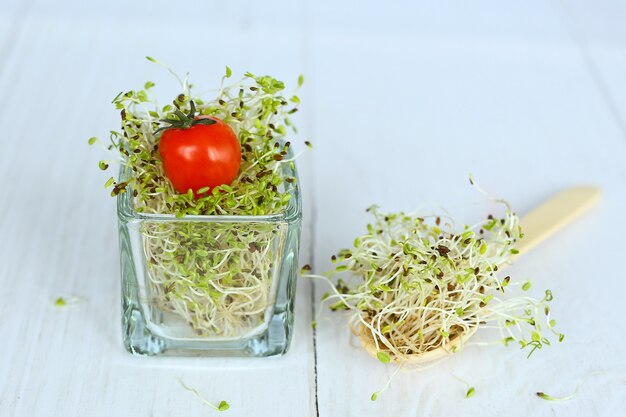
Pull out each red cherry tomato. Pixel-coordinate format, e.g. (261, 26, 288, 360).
(159, 116, 241, 196)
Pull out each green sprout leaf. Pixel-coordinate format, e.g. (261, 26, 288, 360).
(376, 351, 391, 364)
(88, 137, 98, 145)
(54, 297, 66, 307)
(465, 387, 475, 399)
(307, 182, 561, 399)
(522, 280, 532, 291)
(217, 401, 230, 412)
(104, 177, 115, 188)
(225, 66, 233, 78)
(370, 392, 379, 401)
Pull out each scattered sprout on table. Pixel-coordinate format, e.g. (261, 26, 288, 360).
(453, 374, 476, 399)
(536, 371, 602, 402)
(54, 295, 83, 307)
(179, 379, 230, 412)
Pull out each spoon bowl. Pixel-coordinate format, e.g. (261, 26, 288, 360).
(359, 325, 476, 365)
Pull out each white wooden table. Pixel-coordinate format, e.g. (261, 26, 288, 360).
(1, 1, 626, 415)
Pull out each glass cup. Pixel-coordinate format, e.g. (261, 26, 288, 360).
(117, 158, 302, 357)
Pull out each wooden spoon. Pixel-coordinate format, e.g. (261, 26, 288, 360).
(359, 186, 602, 365)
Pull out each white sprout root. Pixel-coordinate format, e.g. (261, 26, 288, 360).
(142, 221, 283, 337)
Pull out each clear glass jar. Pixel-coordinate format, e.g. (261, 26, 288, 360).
(117, 160, 302, 357)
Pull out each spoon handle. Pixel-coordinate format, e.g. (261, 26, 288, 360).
(515, 186, 601, 256)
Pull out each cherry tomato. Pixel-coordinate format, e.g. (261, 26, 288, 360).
(159, 115, 241, 196)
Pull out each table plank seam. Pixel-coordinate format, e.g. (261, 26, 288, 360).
(308, 191, 320, 417)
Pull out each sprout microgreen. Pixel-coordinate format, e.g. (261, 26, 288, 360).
(94, 63, 304, 212)
(217, 401, 230, 412)
(54, 294, 83, 307)
(536, 391, 559, 401)
(92, 63, 307, 338)
(143, 221, 286, 337)
(304, 177, 561, 381)
(535, 372, 599, 402)
(376, 351, 391, 364)
(452, 374, 476, 399)
(179, 379, 229, 412)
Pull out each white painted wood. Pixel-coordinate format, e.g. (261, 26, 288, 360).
(0, 6, 316, 417)
(2, 1, 626, 416)
(554, 0, 626, 47)
(307, 2, 626, 416)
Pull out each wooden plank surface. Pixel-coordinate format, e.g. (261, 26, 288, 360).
(1, 1, 626, 416)
(0, 5, 316, 417)
(307, 2, 626, 416)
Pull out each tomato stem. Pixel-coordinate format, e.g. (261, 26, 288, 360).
(154, 100, 215, 135)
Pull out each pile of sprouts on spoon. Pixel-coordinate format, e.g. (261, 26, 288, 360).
(91, 60, 308, 338)
(303, 177, 563, 396)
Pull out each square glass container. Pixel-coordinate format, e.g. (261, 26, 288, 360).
(117, 159, 302, 357)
